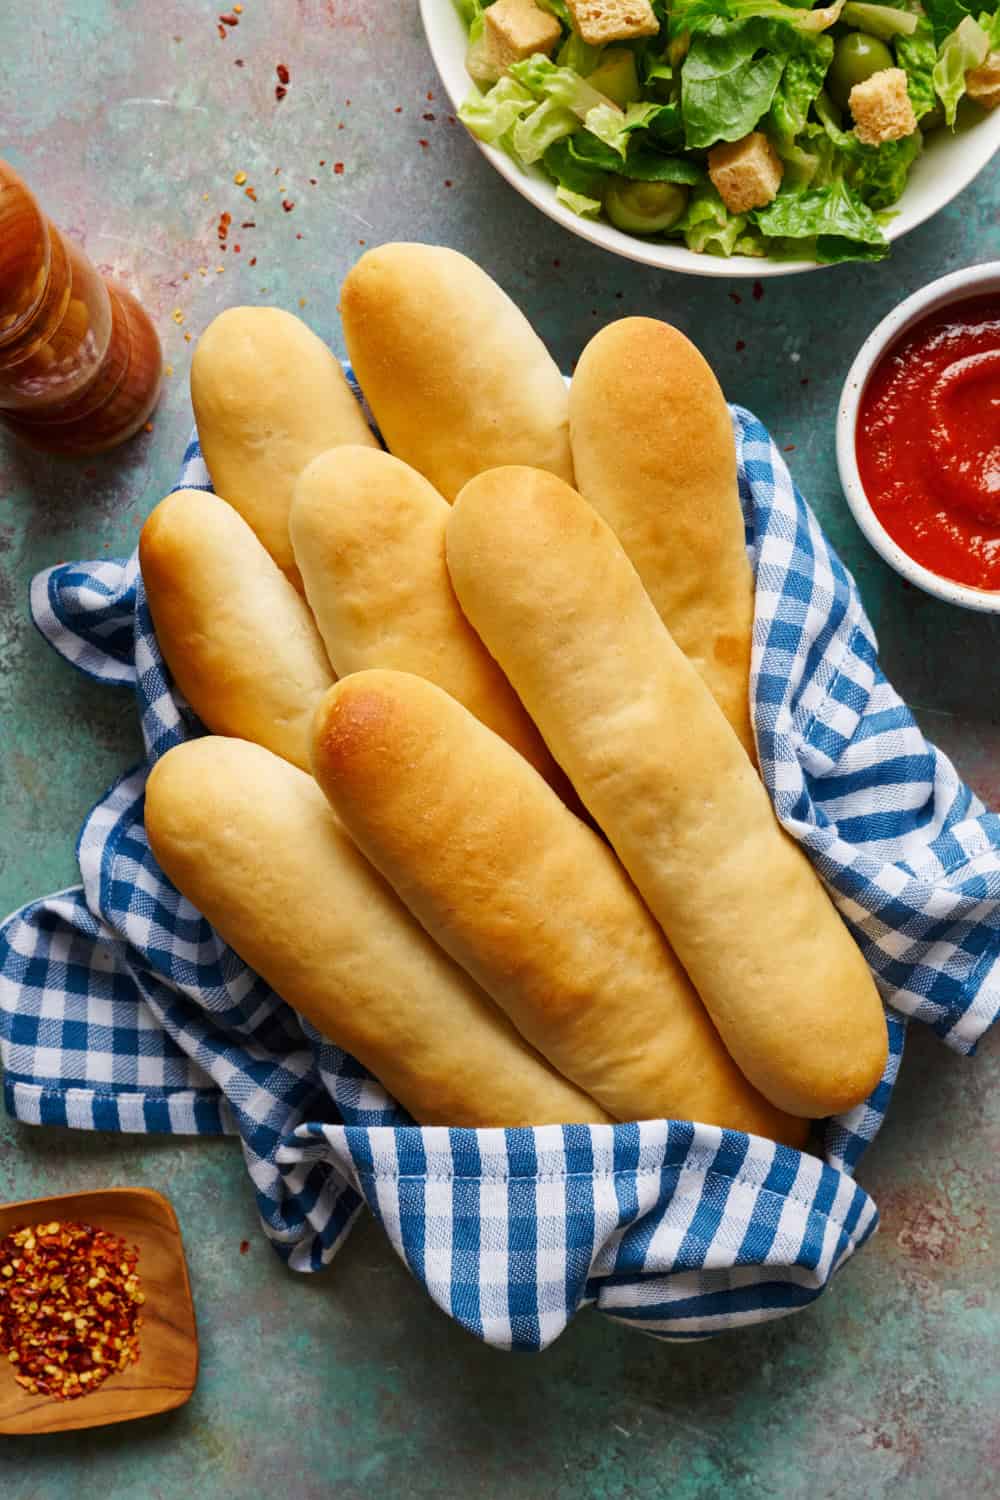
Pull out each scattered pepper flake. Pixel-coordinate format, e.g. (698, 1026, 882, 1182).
(239, 1241, 250, 1255)
(234, 58, 244, 66)
(309, 177, 317, 185)
(249, 256, 256, 266)
(423, 113, 436, 122)
(295, 233, 302, 240)
(418, 139, 429, 149)
(245, 185, 257, 202)
(800, 377, 810, 386)
(234, 244, 241, 253)
(444, 179, 453, 188)
(736, 339, 746, 352)
(427, 90, 434, 101)
(394, 106, 402, 113)
(241, 220, 256, 228)
(144, 422, 154, 433)
(752, 280, 764, 302)
(171, 308, 184, 325)
(319, 159, 326, 165)
(448, 115, 456, 125)
(282, 199, 295, 212)
(275, 85, 287, 101)
(784, 444, 796, 452)
(276, 62, 290, 84)
(234, 170, 247, 186)
(334, 162, 344, 175)
(217, 22, 226, 38)
(220, 11, 239, 26)
(728, 291, 742, 305)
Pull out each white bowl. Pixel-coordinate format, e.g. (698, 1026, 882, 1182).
(420, 0, 1000, 278)
(836, 260, 1000, 612)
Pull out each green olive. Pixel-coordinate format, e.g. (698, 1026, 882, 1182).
(829, 32, 896, 111)
(603, 178, 688, 235)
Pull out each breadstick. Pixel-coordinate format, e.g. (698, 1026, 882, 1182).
(145, 737, 608, 1128)
(289, 445, 566, 790)
(339, 243, 573, 499)
(140, 489, 334, 771)
(570, 318, 756, 759)
(191, 306, 377, 587)
(447, 468, 887, 1119)
(311, 670, 808, 1145)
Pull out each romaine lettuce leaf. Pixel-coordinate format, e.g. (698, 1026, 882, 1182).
(895, 16, 939, 119)
(933, 14, 991, 123)
(544, 138, 610, 199)
(671, 0, 843, 35)
(459, 77, 537, 143)
(586, 99, 667, 156)
(753, 179, 890, 260)
(508, 56, 619, 118)
(676, 183, 749, 253)
(511, 98, 579, 163)
(768, 35, 833, 142)
(556, 185, 604, 216)
(847, 130, 923, 208)
(621, 149, 704, 181)
(681, 19, 787, 147)
(841, 2, 919, 38)
(557, 32, 604, 74)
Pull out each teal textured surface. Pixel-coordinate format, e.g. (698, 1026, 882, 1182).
(0, 1, 998, 1495)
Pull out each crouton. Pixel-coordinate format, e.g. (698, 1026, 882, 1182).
(849, 68, 918, 146)
(967, 49, 1000, 110)
(708, 132, 784, 216)
(565, 0, 659, 47)
(482, 0, 562, 73)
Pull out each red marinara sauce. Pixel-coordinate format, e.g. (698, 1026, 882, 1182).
(856, 294, 1000, 590)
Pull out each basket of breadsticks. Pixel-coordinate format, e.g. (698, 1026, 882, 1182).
(3, 244, 999, 1349)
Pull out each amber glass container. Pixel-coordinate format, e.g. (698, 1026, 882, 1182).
(0, 160, 162, 455)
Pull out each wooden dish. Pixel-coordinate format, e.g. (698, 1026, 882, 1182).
(0, 1187, 198, 1434)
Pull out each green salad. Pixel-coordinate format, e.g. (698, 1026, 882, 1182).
(455, 0, 1000, 263)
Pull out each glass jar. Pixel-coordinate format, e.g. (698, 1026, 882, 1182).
(0, 160, 163, 455)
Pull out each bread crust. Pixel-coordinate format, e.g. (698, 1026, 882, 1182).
(145, 736, 609, 1128)
(140, 488, 334, 771)
(447, 467, 888, 1118)
(289, 446, 564, 789)
(191, 306, 377, 587)
(340, 243, 573, 500)
(570, 318, 756, 760)
(312, 670, 808, 1145)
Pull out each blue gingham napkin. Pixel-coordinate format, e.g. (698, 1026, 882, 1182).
(3, 390, 1000, 1349)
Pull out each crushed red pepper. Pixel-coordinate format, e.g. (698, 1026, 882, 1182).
(276, 62, 290, 84)
(0, 1221, 143, 1402)
(275, 85, 287, 101)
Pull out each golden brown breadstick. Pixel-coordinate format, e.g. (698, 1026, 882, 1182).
(339, 243, 573, 499)
(191, 306, 377, 587)
(140, 489, 334, 771)
(146, 737, 609, 1128)
(311, 669, 808, 1145)
(447, 468, 887, 1119)
(289, 446, 564, 790)
(570, 318, 756, 759)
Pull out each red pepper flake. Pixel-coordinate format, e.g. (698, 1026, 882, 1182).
(295, 232, 303, 239)
(784, 444, 796, 452)
(358, 238, 366, 245)
(333, 162, 344, 175)
(800, 377, 809, 386)
(346, 98, 352, 105)
(275, 85, 287, 101)
(245, 186, 257, 202)
(0, 1222, 144, 1403)
(448, 115, 456, 125)
(241, 220, 256, 228)
(418, 139, 429, 149)
(319, 159, 326, 166)
(249, 256, 257, 266)
(273, 167, 281, 175)
(309, 178, 317, 185)
(239, 1241, 250, 1256)
(752, 280, 764, 302)
(220, 11, 239, 25)
(234, 58, 244, 67)
(217, 22, 226, 38)
(427, 90, 434, 101)
(553, 258, 561, 268)
(423, 113, 436, 122)
(276, 62, 290, 84)
(728, 291, 742, 305)
(233, 244, 241, 253)
(394, 106, 402, 113)
(444, 179, 453, 188)
(282, 199, 295, 212)
(735, 339, 746, 352)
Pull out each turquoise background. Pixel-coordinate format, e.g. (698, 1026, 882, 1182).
(0, 2, 997, 1495)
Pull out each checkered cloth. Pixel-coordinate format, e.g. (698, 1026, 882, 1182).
(3, 391, 999, 1349)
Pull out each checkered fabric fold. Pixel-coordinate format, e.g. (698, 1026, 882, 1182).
(3, 391, 999, 1349)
